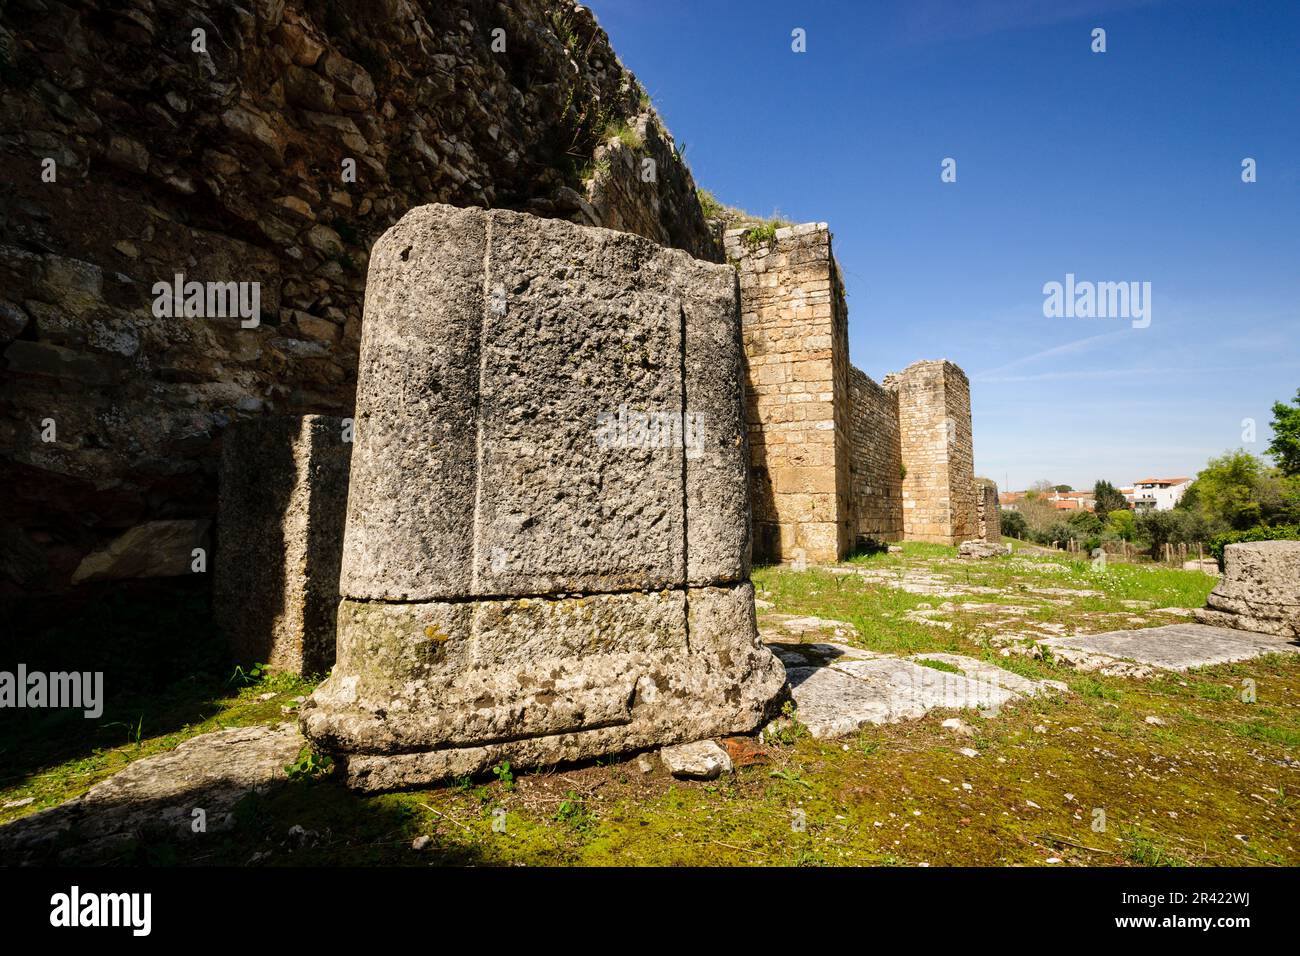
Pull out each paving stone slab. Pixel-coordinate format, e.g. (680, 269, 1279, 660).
(1039, 623, 1300, 673)
(0, 725, 304, 865)
(784, 653, 1050, 739)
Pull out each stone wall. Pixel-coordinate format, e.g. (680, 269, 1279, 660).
(725, 222, 849, 565)
(728, 222, 983, 561)
(892, 360, 978, 546)
(0, 0, 715, 607)
(848, 366, 903, 545)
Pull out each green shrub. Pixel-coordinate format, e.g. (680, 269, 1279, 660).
(998, 508, 1028, 540)
(1208, 524, 1300, 569)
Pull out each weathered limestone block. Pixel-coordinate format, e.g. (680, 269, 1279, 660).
(301, 204, 784, 789)
(215, 415, 351, 676)
(958, 540, 1010, 559)
(1194, 541, 1300, 638)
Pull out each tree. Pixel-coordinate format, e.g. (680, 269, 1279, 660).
(1267, 388, 1300, 477)
(1093, 479, 1128, 518)
(1105, 509, 1136, 541)
(1137, 509, 1199, 556)
(1053, 484, 1073, 493)
(1027, 479, 1055, 498)
(1066, 510, 1103, 537)
(998, 508, 1028, 540)
(1180, 450, 1280, 533)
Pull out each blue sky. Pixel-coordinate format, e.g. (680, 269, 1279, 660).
(586, 0, 1300, 491)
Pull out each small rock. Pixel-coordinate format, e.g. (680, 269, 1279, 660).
(411, 835, 431, 850)
(636, 756, 654, 774)
(3, 798, 35, 809)
(660, 740, 732, 780)
(1144, 715, 1165, 726)
(959, 747, 979, 758)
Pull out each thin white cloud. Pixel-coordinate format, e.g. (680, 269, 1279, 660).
(972, 329, 1130, 380)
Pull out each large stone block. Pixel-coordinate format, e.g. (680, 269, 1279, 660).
(302, 204, 784, 788)
(1194, 541, 1300, 638)
(215, 415, 351, 676)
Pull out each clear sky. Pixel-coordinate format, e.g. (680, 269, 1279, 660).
(585, 0, 1300, 491)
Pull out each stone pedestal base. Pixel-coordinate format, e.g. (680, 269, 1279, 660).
(1192, 541, 1300, 639)
(301, 582, 785, 791)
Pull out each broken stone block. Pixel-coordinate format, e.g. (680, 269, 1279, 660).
(214, 415, 351, 676)
(1194, 541, 1300, 638)
(300, 204, 784, 790)
(71, 520, 210, 584)
(660, 740, 732, 780)
(958, 540, 1010, 559)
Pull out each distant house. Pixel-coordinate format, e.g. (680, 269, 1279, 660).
(1131, 477, 1191, 512)
(998, 489, 1095, 512)
(1049, 490, 1095, 511)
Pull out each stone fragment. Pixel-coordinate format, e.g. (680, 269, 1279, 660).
(71, 520, 210, 584)
(0, 299, 28, 345)
(105, 134, 148, 173)
(660, 740, 732, 780)
(220, 104, 285, 166)
(214, 415, 350, 676)
(301, 204, 783, 789)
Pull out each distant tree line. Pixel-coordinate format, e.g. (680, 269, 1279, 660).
(998, 387, 1300, 561)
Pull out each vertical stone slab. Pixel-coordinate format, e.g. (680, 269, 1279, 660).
(302, 205, 784, 789)
(895, 360, 977, 546)
(977, 479, 1001, 542)
(215, 415, 351, 675)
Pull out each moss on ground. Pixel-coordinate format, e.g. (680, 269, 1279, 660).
(3, 549, 1296, 866)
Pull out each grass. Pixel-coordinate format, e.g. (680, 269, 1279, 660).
(3, 549, 1296, 866)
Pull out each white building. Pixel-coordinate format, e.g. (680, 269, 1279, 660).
(1130, 477, 1191, 512)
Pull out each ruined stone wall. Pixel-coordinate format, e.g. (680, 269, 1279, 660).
(0, 0, 715, 604)
(892, 360, 978, 545)
(848, 366, 903, 544)
(726, 222, 848, 565)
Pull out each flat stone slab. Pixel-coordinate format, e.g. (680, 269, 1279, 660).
(1039, 623, 1300, 673)
(783, 653, 1060, 739)
(0, 724, 304, 865)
